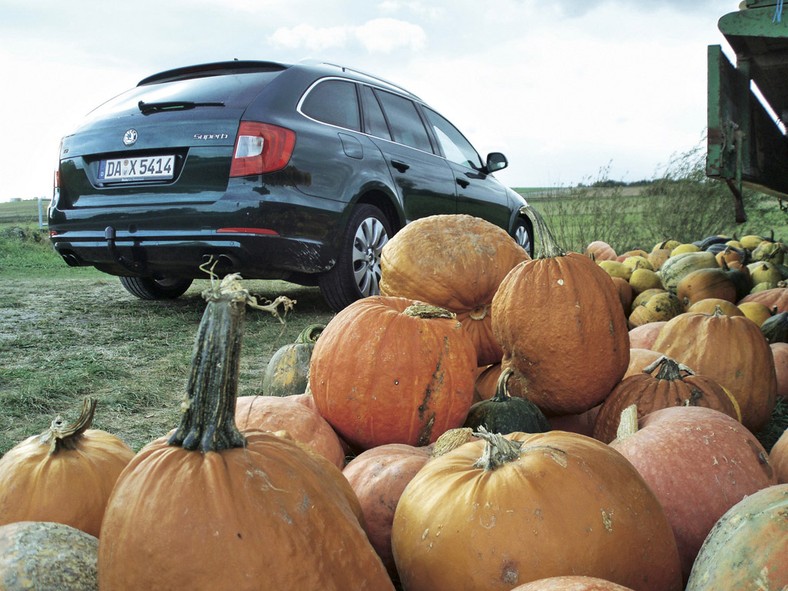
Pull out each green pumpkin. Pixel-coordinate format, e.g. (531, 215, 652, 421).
(658, 251, 718, 294)
(761, 311, 788, 344)
(463, 367, 551, 434)
(262, 324, 324, 397)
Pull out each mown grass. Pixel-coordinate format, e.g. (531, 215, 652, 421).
(0, 158, 785, 455)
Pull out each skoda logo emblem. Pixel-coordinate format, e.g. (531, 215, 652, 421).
(123, 129, 138, 146)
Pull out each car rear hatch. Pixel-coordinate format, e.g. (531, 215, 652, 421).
(55, 62, 288, 211)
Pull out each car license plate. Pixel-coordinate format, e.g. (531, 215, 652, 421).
(98, 155, 175, 182)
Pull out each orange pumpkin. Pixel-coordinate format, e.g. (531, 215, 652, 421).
(0, 398, 134, 537)
(610, 276, 634, 313)
(652, 307, 777, 432)
(584, 240, 617, 261)
(491, 207, 629, 415)
(380, 214, 529, 365)
(677, 267, 739, 309)
(739, 286, 788, 313)
(593, 355, 740, 443)
(342, 443, 432, 580)
(391, 430, 682, 591)
(624, 348, 664, 378)
(473, 362, 503, 402)
(98, 276, 394, 590)
(234, 394, 346, 468)
(628, 321, 666, 349)
(309, 296, 477, 449)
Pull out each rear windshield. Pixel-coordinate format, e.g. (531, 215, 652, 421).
(83, 71, 282, 121)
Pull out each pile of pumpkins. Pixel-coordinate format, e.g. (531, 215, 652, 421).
(0, 208, 786, 591)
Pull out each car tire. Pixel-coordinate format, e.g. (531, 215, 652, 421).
(119, 276, 193, 300)
(318, 204, 393, 312)
(513, 217, 534, 257)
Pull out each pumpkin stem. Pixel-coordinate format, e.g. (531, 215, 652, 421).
(522, 204, 566, 259)
(41, 397, 97, 455)
(473, 426, 523, 470)
(296, 323, 325, 344)
(168, 274, 295, 453)
(642, 355, 695, 380)
(404, 303, 456, 319)
(432, 427, 476, 457)
(492, 367, 515, 402)
(614, 404, 640, 442)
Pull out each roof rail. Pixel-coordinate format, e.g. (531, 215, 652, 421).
(299, 59, 423, 101)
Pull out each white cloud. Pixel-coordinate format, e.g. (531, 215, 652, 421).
(355, 18, 426, 53)
(268, 24, 350, 51)
(268, 18, 426, 54)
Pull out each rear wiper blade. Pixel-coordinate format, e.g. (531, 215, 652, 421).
(138, 100, 225, 115)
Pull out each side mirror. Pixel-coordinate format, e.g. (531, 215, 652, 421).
(486, 152, 508, 173)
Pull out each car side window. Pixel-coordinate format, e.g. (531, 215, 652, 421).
(423, 107, 483, 169)
(360, 86, 392, 141)
(301, 79, 361, 131)
(374, 90, 433, 153)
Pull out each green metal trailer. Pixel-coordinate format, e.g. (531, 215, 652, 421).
(707, 0, 788, 221)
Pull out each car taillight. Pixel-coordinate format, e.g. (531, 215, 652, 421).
(230, 122, 296, 177)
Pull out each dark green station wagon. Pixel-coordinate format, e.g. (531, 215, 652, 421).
(49, 60, 532, 311)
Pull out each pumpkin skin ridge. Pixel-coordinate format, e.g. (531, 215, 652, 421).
(493, 252, 629, 415)
(99, 429, 391, 590)
(391, 431, 682, 591)
(310, 297, 476, 450)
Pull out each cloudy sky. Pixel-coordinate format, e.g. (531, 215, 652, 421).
(0, 0, 743, 201)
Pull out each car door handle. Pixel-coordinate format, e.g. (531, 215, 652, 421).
(456, 178, 470, 189)
(391, 160, 410, 173)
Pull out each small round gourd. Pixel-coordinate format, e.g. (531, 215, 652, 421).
(261, 323, 324, 396)
(463, 367, 550, 434)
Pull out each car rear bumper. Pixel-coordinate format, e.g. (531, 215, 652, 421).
(49, 228, 335, 279)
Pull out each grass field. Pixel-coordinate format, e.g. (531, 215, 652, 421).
(0, 188, 785, 457)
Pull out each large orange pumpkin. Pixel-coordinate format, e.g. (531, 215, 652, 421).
(0, 398, 134, 538)
(491, 207, 629, 415)
(379, 214, 529, 366)
(651, 307, 777, 432)
(593, 355, 740, 443)
(234, 394, 346, 468)
(309, 296, 477, 450)
(391, 430, 682, 591)
(611, 406, 777, 583)
(98, 276, 394, 590)
(685, 484, 787, 591)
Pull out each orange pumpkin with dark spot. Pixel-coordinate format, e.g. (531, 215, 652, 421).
(309, 296, 477, 450)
